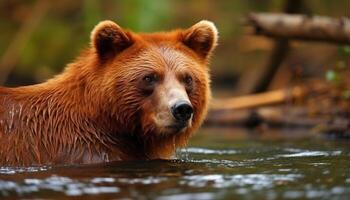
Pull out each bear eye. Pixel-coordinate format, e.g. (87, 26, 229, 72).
(183, 74, 194, 93)
(139, 73, 158, 95)
(143, 74, 158, 85)
(184, 75, 193, 86)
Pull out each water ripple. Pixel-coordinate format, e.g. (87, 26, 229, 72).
(0, 175, 120, 197)
(156, 192, 215, 200)
(0, 166, 50, 174)
(117, 176, 167, 185)
(181, 174, 303, 190)
(180, 147, 238, 155)
(278, 150, 342, 158)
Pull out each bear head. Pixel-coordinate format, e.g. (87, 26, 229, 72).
(89, 20, 218, 156)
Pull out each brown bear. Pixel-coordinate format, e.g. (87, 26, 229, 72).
(0, 20, 218, 166)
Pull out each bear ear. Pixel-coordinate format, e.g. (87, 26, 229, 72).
(91, 20, 133, 60)
(182, 20, 218, 60)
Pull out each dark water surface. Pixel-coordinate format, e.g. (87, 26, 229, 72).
(1, 128, 350, 199)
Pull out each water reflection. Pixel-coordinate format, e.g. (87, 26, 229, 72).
(179, 147, 239, 155)
(278, 148, 342, 157)
(0, 176, 119, 196)
(0, 166, 50, 174)
(182, 174, 303, 189)
(156, 192, 215, 200)
(0, 128, 349, 199)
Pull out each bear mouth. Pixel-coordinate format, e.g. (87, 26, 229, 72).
(165, 122, 188, 133)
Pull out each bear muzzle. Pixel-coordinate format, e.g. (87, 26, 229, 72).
(171, 101, 193, 123)
(166, 101, 193, 133)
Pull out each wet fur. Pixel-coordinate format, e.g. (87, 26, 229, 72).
(0, 21, 217, 166)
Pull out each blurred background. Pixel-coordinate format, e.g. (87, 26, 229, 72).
(1, 0, 350, 98)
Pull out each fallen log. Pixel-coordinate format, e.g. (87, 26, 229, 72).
(207, 83, 330, 128)
(246, 13, 350, 44)
(205, 106, 327, 129)
(211, 86, 305, 111)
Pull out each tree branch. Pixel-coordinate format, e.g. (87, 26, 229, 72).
(246, 13, 350, 44)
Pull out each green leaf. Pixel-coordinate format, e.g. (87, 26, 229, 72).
(339, 45, 350, 59)
(342, 45, 350, 55)
(325, 70, 341, 83)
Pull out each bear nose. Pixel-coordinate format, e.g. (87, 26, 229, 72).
(171, 101, 194, 122)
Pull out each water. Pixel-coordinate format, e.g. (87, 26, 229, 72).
(0, 127, 350, 199)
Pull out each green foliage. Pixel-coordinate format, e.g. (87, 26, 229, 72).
(338, 45, 350, 59)
(325, 69, 341, 84)
(2, 0, 350, 86)
(119, 0, 171, 31)
(342, 45, 350, 54)
(83, 0, 102, 31)
(326, 45, 350, 100)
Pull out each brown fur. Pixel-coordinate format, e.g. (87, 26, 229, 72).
(0, 20, 218, 166)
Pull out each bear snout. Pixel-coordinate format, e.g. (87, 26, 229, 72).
(171, 101, 193, 122)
